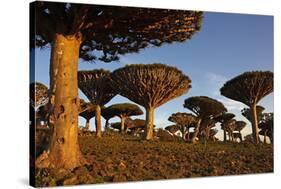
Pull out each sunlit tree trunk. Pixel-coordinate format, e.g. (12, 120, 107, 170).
(250, 104, 260, 144)
(36, 33, 85, 169)
(85, 119, 90, 130)
(191, 119, 201, 144)
(144, 106, 154, 140)
(120, 115, 126, 133)
(95, 105, 102, 138)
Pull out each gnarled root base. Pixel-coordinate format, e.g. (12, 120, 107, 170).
(35, 150, 88, 170)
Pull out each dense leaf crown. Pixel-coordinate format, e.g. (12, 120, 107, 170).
(103, 103, 143, 117)
(220, 71, 273, 106)
(183, 96, 227, 119)
(30, 82, 49, 109)
(111, 63, 191, 108)
(78, 69, 116, 105)
(32, 1, 203, 62)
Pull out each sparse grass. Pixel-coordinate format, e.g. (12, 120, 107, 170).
(35, 130, 273, 187)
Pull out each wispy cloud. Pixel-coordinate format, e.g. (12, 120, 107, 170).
(205, 72, 228, 96)
(217, 97, 245, 111)
(205, 72, 244, 111)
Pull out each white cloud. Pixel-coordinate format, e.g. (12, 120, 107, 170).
(205, 72, 228, 96)
(217, 97, 245, 111)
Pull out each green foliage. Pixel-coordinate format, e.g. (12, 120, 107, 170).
(30, 82, 49, 109)
(111, 63, 191, 108)
(183, 96, 227, 119)
(220, 71, 273, 106)
(79, 102, 96, 120)
(241, 105, 265, 122)
(214, 113, 235, 123)
(234, 121, 246, 132)
(78, 69, 116, 106)
(33, 2, 203, 62)
(104, 103, 143, 118)
(168, 112, 197, 127)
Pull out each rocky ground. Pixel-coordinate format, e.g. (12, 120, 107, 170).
(35, 131, 273, 187)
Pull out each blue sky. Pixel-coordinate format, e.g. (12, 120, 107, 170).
(34, 11, 273, 140)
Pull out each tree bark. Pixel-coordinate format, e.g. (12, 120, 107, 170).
(36, 33, 85, 169)
(144, 106, 155, 140)
(120, 115, 126, 133)
(186, 127, 190, 142)
(181, 125, 186, 140)
(264, 130, 267, 144)
(191, 119, 201, 144)
(205, 127, 210, 142)
(223, 129, 227, 142)
(95, 105, 102, 138)
(250, 104, 260, 144)
(239, 131, 243, 142)
(104, 119, 109, 130)
(85, 119, 90, 130)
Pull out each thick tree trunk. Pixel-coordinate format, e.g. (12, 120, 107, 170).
(239, 131, 243, 142)
(95, 105, 102, 138)
(104, 119, 109, 130)
(264, 130, 267, 144)
(205, 127, 210, 142)
(270, 135, 273, 144)
(186, 127, 190, 141)
(144, 107, 155, 140)
(223, 129, 227, 142)
(250, 104, 260, 144)
(85, 119, 90, 130)
(191, 119, 201, 144)
(228, 131, 233, 142)
(36, 33, 85, 169)
(181, 125, 186, 140)
(120, 115, 126, 133)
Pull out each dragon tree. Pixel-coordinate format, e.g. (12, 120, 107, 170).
(241, 105, 265, 124)
(79, 102, 96, 131)
(168, 112, 197, 141)
(78, 70, 116, 138)
(259, 113, 273, 143)
(104, 103, 143, 133)
(111, 64, 191, 140)
(32, 1, 202, 169)
(30, 82, 48, 110)
(233, 120, 246, 142)
(183, 96, 227, 143)
(101, 107, 117, 129)
(214, 113, 235, 142)
(220, 71, 273, 144)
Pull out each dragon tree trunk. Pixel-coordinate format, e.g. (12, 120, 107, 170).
(144, 106, 155, 140)
(205, 127, 210, 142)
(181, 125, 186, 140)
(264, 130, 267, 144)
(85, 119, 90, 130)
(104, 119, 109, 130)
(250, 104, 260, 144)
(223, 129, 227, 142)
(95, 105, 102, 138)
(36, 33, 85, 169)
(191, 119, 201, 144)
(120, 115, 126, 133)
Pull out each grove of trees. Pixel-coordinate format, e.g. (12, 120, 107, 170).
(30, 2, 273, 174)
